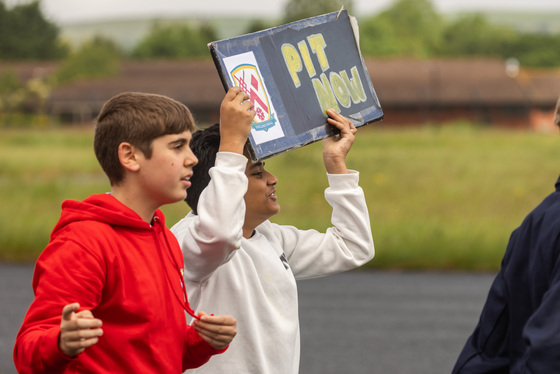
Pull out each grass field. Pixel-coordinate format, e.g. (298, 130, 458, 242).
(2, 123, 560, 270)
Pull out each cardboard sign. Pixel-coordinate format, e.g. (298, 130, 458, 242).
(208, 10, 383, 161)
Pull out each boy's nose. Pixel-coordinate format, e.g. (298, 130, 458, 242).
(185, 149, 198, 166)
(268, 173, 278, 186)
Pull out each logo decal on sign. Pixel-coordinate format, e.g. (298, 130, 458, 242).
(231, 64, 277, 132)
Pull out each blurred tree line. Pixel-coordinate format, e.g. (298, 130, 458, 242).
(2, 0, 560, 67)
(1, 0, 560, 124)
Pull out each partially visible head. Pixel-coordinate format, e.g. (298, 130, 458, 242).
(186, 123, 279, 224)
(185, 123, 222, 214)
(243, 155, 280, 228)
(94, 92, 196, 186)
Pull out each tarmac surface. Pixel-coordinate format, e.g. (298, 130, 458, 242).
(0, 264, 495, 374)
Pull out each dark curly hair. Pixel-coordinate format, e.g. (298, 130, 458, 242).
(186, 124, 250, 215)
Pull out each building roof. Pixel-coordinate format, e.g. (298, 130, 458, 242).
(365, 58, 553, 106)
(2, 58, 559, 115)
(49, 59, 225, 112)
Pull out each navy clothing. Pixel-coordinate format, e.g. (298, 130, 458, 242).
(453, 175, 560, 373)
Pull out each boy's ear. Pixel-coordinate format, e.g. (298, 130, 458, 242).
(118, 142, 141, 172)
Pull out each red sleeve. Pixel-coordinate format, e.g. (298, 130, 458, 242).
(14, 324, 76, 373)
(182, 324, 228, 371)
(14, 236, 105, 373)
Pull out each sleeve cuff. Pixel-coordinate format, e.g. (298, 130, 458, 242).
(42, 328, 76, 368)
(215, 152, 248, 172)
(326, 170, 359, 190)
(183, 326, 229, 369)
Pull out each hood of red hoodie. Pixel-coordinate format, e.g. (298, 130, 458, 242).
(48, 193, 201, 321)
(51, 193, 164, 240)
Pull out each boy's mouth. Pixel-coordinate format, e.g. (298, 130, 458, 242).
(181, 175, 192, 188)
(268, 189, 277, 201)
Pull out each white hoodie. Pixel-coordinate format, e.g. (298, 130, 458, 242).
(171, 152, 374, 374)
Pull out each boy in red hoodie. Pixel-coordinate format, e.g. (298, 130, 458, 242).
(13, 88, 253, 373)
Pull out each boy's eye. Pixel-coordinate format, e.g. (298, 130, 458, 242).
(252, 171, 263, 178)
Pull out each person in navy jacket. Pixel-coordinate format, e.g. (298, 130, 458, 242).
(453, 97, 560, 373)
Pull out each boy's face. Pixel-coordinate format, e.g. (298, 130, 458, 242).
(137, 130, 198, 207)
(244, 159, 280, 225)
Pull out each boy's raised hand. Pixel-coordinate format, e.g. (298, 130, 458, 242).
(322, 108, 357, 174)
(219, 87, 256, 154)
(58, 303, 103, 357)
(192, 312, 237, 350)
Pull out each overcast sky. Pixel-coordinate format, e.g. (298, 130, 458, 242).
(4, 0, 560, 23)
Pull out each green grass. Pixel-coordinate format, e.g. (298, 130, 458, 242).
(269, 123, 560, 271)
(2, 124, 560, 271)
(0, 127, 108, 261)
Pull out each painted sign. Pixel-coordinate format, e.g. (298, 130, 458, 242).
(223, 52, 284, 145)
(209, 9, 383, 161)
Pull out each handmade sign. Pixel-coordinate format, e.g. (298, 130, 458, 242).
(208, 9, 383, 161)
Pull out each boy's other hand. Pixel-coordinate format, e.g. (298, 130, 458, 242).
(58, 303, 103, 357)
(219, 87, 256, 154)
(192, 311, 237, 350)
(322, 108, 357, 174)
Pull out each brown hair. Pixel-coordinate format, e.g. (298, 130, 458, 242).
(94, 92, 196, 185)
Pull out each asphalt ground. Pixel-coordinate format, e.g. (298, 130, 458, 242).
(0, 265, 494, 374)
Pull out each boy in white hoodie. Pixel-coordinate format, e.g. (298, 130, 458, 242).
(171, 90, 374, 374)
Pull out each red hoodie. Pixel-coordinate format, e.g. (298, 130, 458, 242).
(14, 193, 223, 373)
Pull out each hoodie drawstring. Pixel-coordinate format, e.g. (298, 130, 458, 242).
(152, 217, 200, 320)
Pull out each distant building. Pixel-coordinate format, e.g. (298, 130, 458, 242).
(2, 57, 559, 130)
(365, 58, 560, 131)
